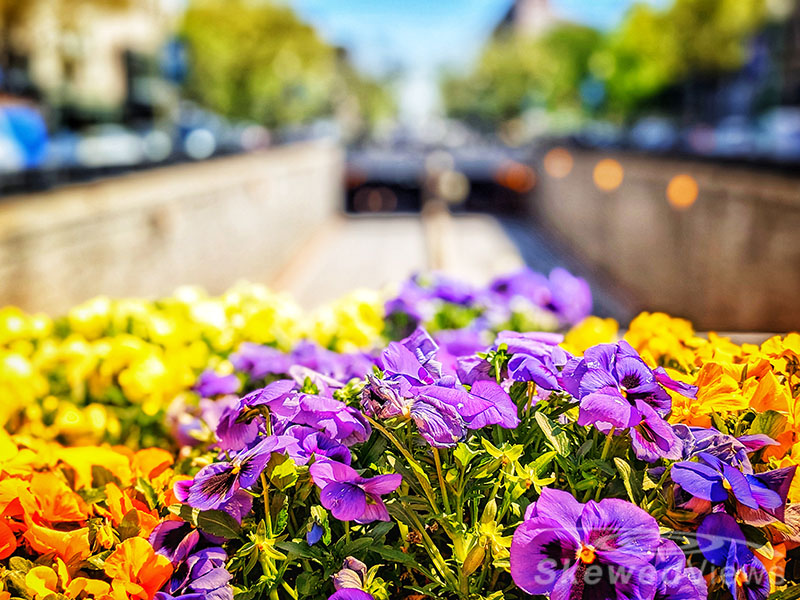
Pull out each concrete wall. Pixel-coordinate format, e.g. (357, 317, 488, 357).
(532, 150, 800, 332)
(0, 141, 343, 313)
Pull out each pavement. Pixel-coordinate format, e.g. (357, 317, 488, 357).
(270, 211, 524, 308)
(269, 208, 635, 325)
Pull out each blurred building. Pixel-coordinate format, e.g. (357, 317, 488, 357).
(494, 0, 559, 37)
(0, 0, 178, 124)
(779, 0, 800, 104)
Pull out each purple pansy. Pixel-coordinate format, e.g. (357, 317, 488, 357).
(510, 487, 661, 599)
(497, 330, 569, 391)
(649, 539, 707, 600)
(362, 328, 513, 446)
(309, 459, 401, 524)
(487, 267, 592, 325)
(229, 343, 293, 379)
(697, 513, 770, 600)
(194, 370, 241, 398)
(187, 435, 293, 510)
(329, 557, 375, 600)
(671, 452, 795, 521)
(562, 341, 695, 462)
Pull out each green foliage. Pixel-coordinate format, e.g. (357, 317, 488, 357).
(180, 0, 395, 133)
(441, 0, 770, 124)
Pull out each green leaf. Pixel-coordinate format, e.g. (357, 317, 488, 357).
(453, 443, 478, 468)
(77, 487, 107, 505)
(136, 477, 159, 510)
(769, 587, 800, 600)
(168, 503, 199, 525)
(275, 540, 316, 559)
(311, 505, 332, 545)
(369, 521, 394, 542)
(266, 454, 298, 491)
(118, 509, 141, 541)
(92, 465, 121, 488)
(534, 412, 570, 455)
(343, 537, 374, 556)
(614, 458, 638, 504)
(296, 572, 317, 596)
(196, 509, 242, 539)
(751, 411, 788, 441)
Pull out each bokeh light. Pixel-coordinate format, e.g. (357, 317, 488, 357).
(495, 161, 537, 193)
(543, 147, 574, 179)
(666, 174, 699, 210)
(593, 158, 624, 191)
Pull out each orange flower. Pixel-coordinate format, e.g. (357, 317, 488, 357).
(29, 472, 89, 524)
(0, 519, 16, 559)
(66, 577, 112, 598)
(101, 483, 159, 539)
(131, 448, 172, 480)
(103, 537, 172, 600)
(23, 522, 91, 564)
(744, 371, 790, 415)
(58, 447, 133, 490)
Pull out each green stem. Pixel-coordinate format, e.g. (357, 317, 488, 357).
(404, 504, 459, 591)
(261, 472, 272, 534)
(367, 416, 439, 511)
(345, 520, 351, 544)
(433, 448, 451, 514)
(600, 427, 616, 462)
(281, 582, 298, 599)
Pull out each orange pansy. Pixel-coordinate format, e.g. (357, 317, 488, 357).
(23, 522, 91, 563)
(29, 472, 89, 524)
(0, 519, 16, 559)
(104, 537, 173, 600)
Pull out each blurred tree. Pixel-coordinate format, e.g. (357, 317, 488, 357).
(600, 0, 767, 114)
(180, 0, 395, 134)
(442, 24, 601, 129)
(441, 0, 769, 125)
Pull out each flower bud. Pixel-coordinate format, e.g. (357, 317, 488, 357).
(463, 544, 485, 577)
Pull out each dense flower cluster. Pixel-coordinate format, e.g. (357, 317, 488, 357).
(0, 284, 383, 448)
(2, 269, 799, 600)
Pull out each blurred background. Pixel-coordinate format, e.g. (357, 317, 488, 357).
(0, 0, 798, 331)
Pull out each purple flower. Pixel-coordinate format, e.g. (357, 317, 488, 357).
(215, 403, 261, 453)
(309, 459, 401, 523)
(511, 488, 661, 598)
(650, 539, 707, 600)
(329, 589, 374, 600)
(187, 435, 293, 510)
(563, 341, 694, 462)
(362, 328, 505, 446)
(498, 330, 569, 391)
(149, 521, 200, 563)
(194, 370, 241, 398)
(306, 522, 324, 546)
(487, 267, 592, 325)
(433, 328, 487, 373)
(697, 513, 769, 600)
(465, 380, 520, 430)
(229, 343, 293, 379)
(681, 427, 777, 474)
(330, 557, 375, 600)
(671, 452, 794, 520)
(167, 546, 233, 600)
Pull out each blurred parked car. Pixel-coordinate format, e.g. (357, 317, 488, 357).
(628, 117, 678, 152)
(712, 115, 757, 158)
(756, 107, 800, 161)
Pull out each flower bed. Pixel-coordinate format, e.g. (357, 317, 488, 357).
(1, 268, 798, 600)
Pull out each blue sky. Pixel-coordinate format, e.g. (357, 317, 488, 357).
(287, 0, 670, 118)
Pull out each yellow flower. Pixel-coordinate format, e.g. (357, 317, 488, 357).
(562, 316, 618, 355)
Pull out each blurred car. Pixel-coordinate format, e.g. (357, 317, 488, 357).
(76, 124, 145, 168)
(0, 103, 49, 171)
(574, 120, 624, 149)
(756, 107, 800, 161)
(628, 117, 678, 152)
(712, 115, 757, 158)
